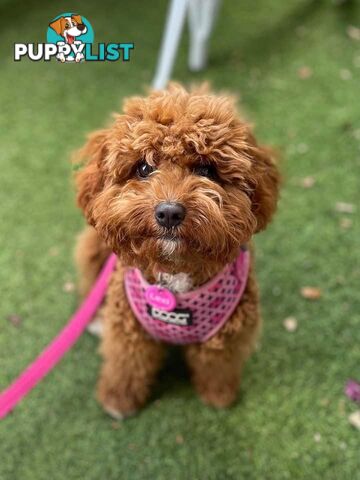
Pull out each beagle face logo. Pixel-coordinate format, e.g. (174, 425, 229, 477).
(49, 15, 88, 45)
(47, 13, 93, 63)
(14, 12, 134, 63)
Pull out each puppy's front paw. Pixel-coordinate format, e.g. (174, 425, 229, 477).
(97, 391, 138, 420)
(97, 380, 139, 420)
(102, 402, 136, 420)
(198, 384, 238, 409)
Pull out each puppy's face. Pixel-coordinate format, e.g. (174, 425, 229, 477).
(76, 85, 280, 275)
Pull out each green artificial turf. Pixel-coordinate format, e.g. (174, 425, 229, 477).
(1, 0, 360, 478)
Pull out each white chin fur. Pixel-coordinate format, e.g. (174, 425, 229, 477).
(157, 240, 193, 293)
(160, 239, 178, 257)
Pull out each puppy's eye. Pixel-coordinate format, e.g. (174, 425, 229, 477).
(137, 160, 155, 178)
(193, 164, 217, 180)
(65, 22, 70, 28)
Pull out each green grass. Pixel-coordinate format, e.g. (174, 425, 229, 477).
(1, 0, 360, 478)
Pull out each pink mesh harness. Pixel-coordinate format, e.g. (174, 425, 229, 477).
(124, 248, 250, 344)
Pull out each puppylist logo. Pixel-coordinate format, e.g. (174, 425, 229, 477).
(14, 12, 134, 63)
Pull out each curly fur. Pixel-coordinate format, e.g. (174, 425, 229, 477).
(74, 83, 280, 417)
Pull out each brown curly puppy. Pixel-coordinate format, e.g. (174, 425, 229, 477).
(74, 83, 280, 419)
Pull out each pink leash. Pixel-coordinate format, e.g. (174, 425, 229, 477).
(0, 253, 117, 420)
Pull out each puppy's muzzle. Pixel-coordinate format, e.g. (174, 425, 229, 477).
(77, 24, 86, 32)
(155, 202, 186, 229)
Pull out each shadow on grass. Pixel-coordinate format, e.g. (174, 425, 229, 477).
(152, 347, 191, 401)
(210, 0, 329, 70)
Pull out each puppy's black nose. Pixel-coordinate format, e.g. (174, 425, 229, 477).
(155, 202, 186, 229)
(77, 23, 86, 31)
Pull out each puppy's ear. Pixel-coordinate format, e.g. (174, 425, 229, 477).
(248, 134, 280, 232)
(49, 18, 63, 35)
(72, 14, 82, 24)
(74, 129, 108, 226)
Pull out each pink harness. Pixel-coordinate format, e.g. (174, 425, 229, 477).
(0, 248, 249, 419)
(125, 248, 250, 345)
